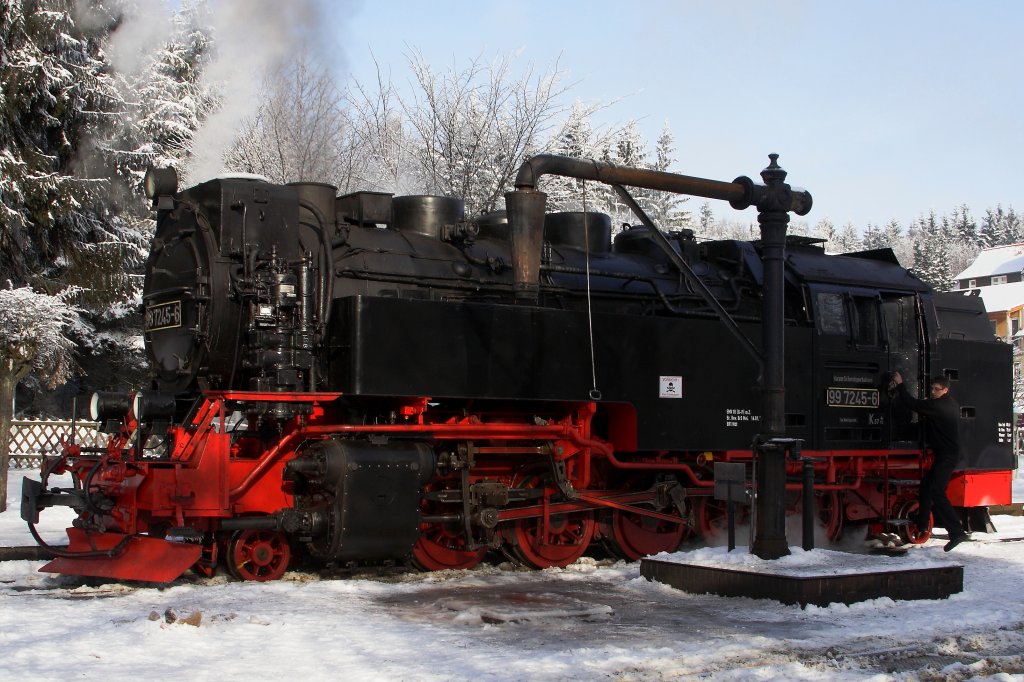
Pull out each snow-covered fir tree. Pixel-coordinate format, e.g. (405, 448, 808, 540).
(697, 202, 715, 234)
(911, 211, 953, 290)
(541, 101, 602, 212)
(127, 3, 216, 185)
(834, 222, 861, 253)
(813, 217, 837, 251)
(950, 204, 977, 245)
(601, 120, 647, 227)
(0, 0, 123, 282)
(979, 205, 1022, 248)
(646, 122, 691, 230)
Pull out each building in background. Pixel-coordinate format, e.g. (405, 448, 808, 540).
(954, 244, 1024, 453)
(953, 243, 1024, 347)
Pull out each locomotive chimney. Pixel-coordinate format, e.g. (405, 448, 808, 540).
(504, 188, 548, 303)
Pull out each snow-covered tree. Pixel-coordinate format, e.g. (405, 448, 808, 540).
(541, 101, 601, 212)
(344, 61, 411, 194)
(120, 4, 216, 185)
(646, 122, 691, 230)
(0, 285, 82, 510)
(950, 204, 977, 245)
(0, 0, 124, 283)
(225, 49, 357, 188)
(698, 202, 715, 234)
(400, 50, 570, 216)
(979, 205, 1022, 248)
(834, 222, 861, 253)
(911, 211, 953, 290)
(602, 121, 647, 226)
(813, 217, 837, 251)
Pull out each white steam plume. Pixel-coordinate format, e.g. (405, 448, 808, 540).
(185, 0, 328, 184)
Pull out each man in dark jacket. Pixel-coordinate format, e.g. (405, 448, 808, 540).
(891, 372, 969, 551)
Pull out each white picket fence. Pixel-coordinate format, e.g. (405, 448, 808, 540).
(4, 419, 103, 469)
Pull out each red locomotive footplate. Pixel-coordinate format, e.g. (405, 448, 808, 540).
(40, 528, 202, 582)
(947, 470, 1013, 507)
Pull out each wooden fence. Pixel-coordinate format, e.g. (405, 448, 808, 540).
(4, 419, 103, 469)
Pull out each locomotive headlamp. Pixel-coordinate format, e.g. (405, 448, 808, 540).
(143, 166, 178, 200)
(89, 391, 133, 422)
(132, 391, 177, 422)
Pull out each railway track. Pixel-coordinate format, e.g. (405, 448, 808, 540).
(3, 535, 1024, 564)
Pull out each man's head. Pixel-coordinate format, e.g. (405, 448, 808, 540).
(930, 376, 951, 398)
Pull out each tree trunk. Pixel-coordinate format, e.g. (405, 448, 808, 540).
(0, 372, 16, 512)
(0, 363, 31, 513)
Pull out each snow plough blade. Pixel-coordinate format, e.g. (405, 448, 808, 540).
(40, 528, 202, 582)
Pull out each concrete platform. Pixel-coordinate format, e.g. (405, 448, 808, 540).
(640, 547, 963, 607)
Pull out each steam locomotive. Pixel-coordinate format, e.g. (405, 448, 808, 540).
(21, 155, 1015, 582)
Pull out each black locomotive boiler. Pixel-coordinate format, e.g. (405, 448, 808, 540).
(22, 155, 1015, 581)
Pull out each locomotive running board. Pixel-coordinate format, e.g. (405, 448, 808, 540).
(39, 528, 202, 582)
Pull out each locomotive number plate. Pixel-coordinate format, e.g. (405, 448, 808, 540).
(826, 387, 880, 408)
(145, 300, 182, 332)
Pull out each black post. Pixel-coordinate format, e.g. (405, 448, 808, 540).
(727, 501, 737, 552)
(751, 154, 793, 560)
(802, 459, 815, 551)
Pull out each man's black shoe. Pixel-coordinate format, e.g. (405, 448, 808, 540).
(944, 534, 969, 552)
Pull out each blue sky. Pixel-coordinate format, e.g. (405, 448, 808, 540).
(324, 0, 1021, 232)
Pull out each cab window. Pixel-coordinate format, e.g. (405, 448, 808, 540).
(815, 292, 848, 335)
(851, 296, 879, 346)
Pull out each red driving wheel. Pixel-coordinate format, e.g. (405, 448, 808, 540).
(602, 508, 688, 561)
(896, 499, 932, 545)
(227, 530, 291, 581)
(503, 469, 594, 568)
(411, 523, 487, 571)
(507, 508, 595, 568)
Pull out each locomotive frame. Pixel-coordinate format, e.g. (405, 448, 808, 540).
(21, 154, 1016, 581)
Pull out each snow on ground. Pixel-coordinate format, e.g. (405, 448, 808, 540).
(2, 467, 1023, 681)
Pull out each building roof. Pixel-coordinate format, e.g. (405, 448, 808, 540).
(954, 243, 1024, 280)
(967, 280, 1024, 314)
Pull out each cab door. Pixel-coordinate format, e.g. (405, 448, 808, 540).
(811, 285, 888, 449)
(880, 293, 926, 445)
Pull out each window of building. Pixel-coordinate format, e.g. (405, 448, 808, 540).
(992, 275, 1008, 285)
